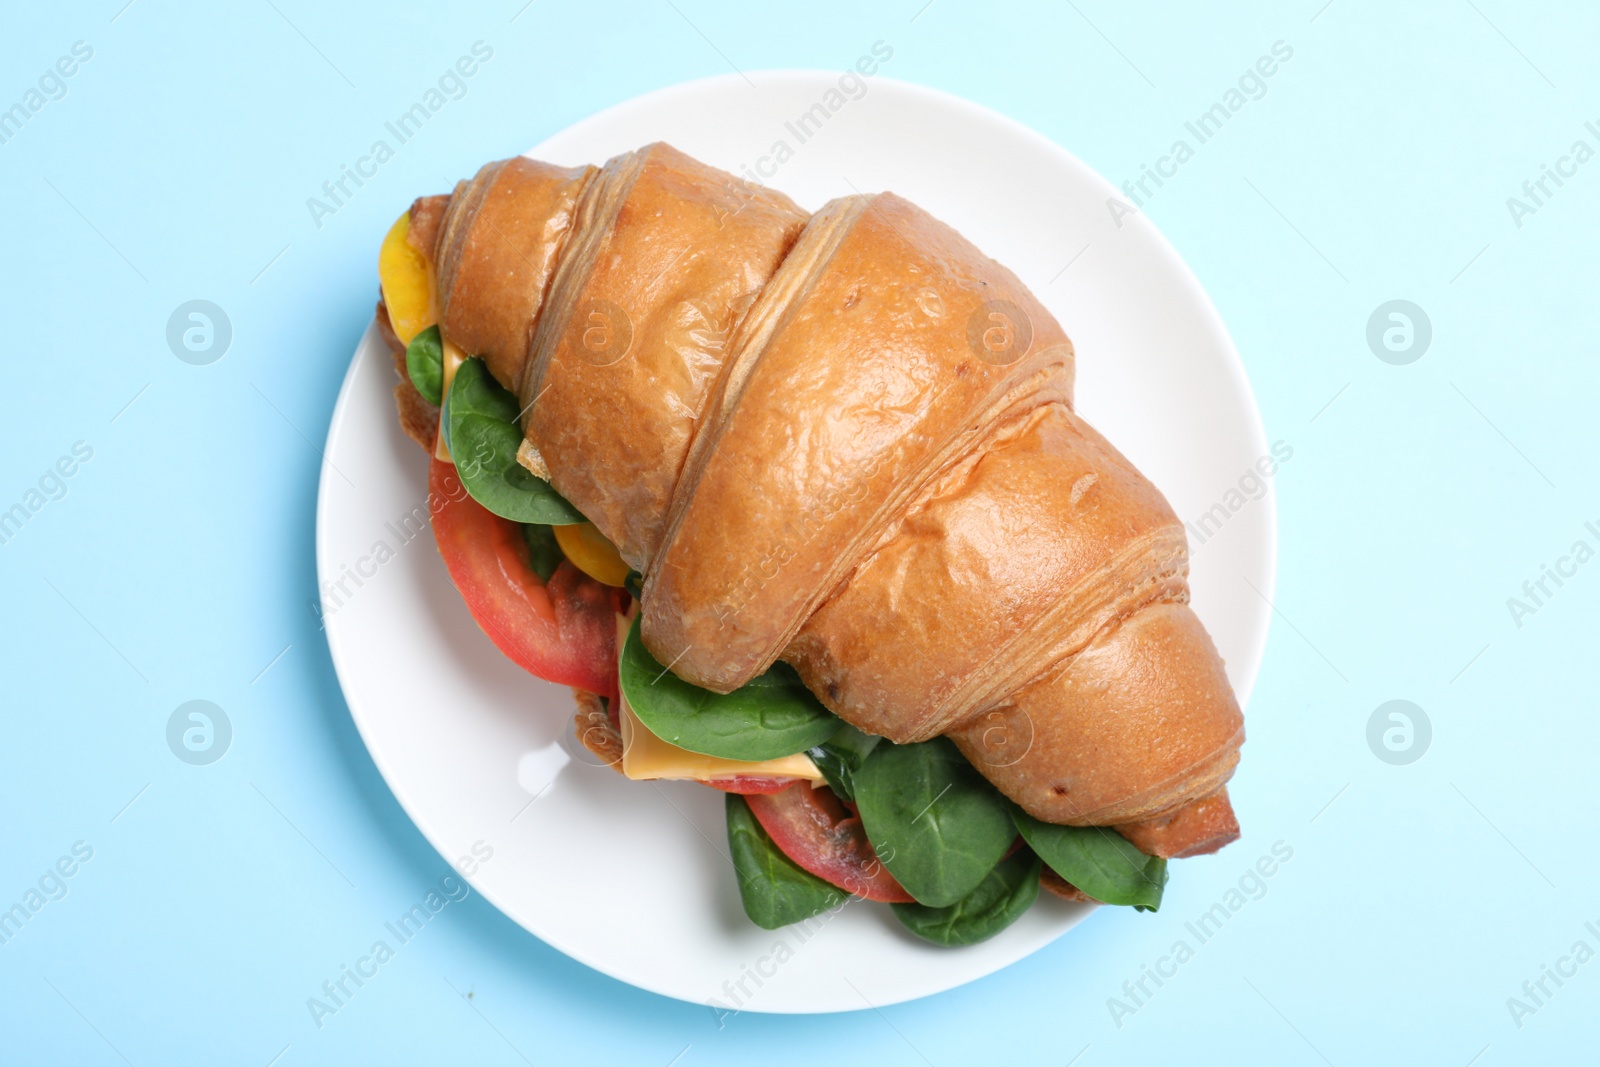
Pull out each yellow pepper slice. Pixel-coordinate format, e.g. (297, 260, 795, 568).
(378, 211, 433, 346)
(555, 522, 630, 588)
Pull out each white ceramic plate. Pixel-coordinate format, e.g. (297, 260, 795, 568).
(317, 72, 1275, 1014)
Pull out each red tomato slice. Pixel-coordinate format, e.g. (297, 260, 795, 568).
(428, 459, 618, 698)
(744, 783, 913, 903)
(704, 776, 803, 795)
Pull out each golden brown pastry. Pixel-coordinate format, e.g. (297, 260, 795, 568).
(391, 142, 1245, 857)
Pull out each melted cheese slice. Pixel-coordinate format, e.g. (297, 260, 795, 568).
(619, 695, 825, 782)
(615, 614, 823, 783)
(432, 338, 466, 462)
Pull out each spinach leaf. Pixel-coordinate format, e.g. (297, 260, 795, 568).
(1012, 810, 1168, 911)
(891, 851, 1041, 946)
(854, 737, 1016, 908)
(405, 324, 444, 405)
(726, 793, 847, 930)
(619, 616, 842, 761)
(444, 356, 585, 525)
(808, 723, 882, 805)
(522, 524, 565, 582)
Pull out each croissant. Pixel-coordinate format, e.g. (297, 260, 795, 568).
(389, 143, 1244, 861)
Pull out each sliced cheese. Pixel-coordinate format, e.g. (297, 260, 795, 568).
(433, 338, 466, 463)
(614, 609, 822, 783)
(619, 695, 825, 783)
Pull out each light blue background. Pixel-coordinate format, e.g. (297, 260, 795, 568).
(3, 0, 1595, 1063)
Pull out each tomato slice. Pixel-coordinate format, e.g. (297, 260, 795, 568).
(744, 783, 913, 903)
(429, 459, 618, 698)
(703, 776, 804, 795)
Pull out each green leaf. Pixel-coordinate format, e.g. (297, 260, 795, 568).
(1012, 810, 1168, 910)
(808, 723, 882, 805)
(444, 357, 585, 525)
(854, 737, 1016, 908)
(891, 851, 1041, 946)
(405, 324, 444, 405)
(620, 616, 842, 761)
(726, 793, 847, 930)
(521, 524, 564, 582)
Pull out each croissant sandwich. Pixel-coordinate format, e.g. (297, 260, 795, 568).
(370, 143, 1245, 943)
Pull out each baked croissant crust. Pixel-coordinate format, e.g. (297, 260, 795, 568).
(397, 142, 1244, 857)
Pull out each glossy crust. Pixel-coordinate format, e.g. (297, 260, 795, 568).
(1115, 787, 1241, 858)
(786, 402, 1184, 743)
(406, 193, 450, 263)
(407, 144, 1245, 856)
(950, 601, 1242, 826)
(436, 157, 596, 389)
(645, 192, 1073, 691)
(520, 144, 808, 572)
